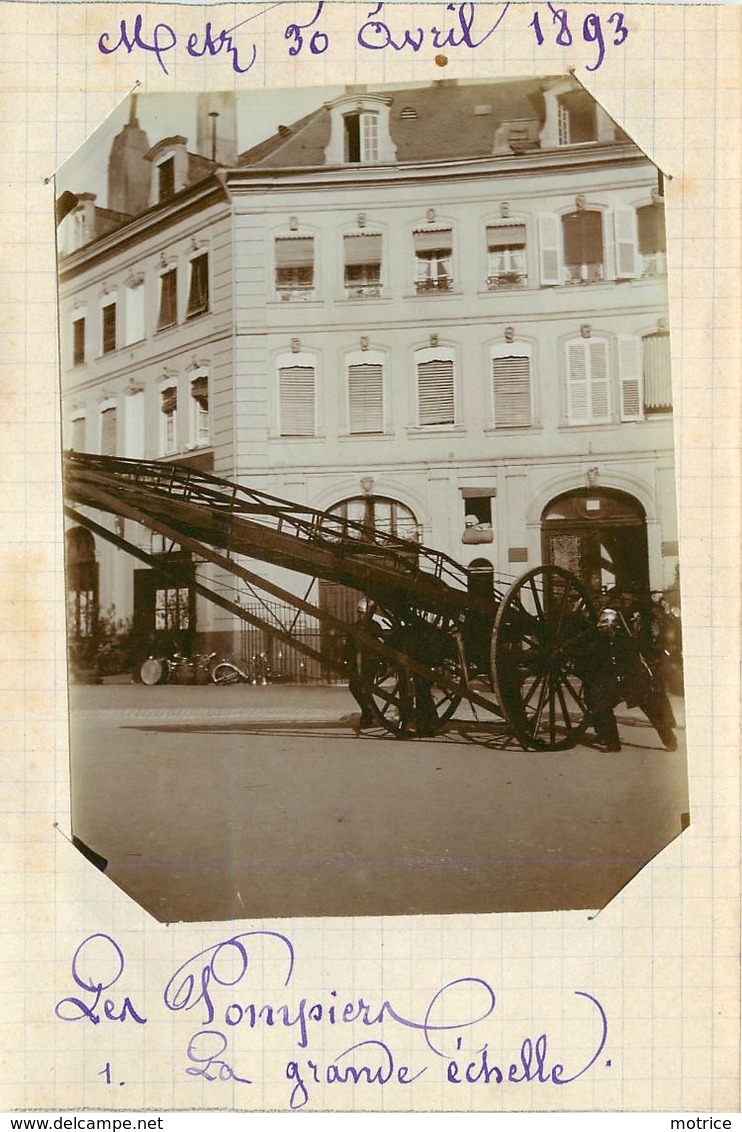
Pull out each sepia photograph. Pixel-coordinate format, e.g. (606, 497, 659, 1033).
(57, 77, 687, 924)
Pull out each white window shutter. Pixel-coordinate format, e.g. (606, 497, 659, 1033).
(279, 366, 315, 436)
(613, 208, 639, 279)
(538, 214, 562, 285)
(589, 340, 611, 422)
(566, 341, 589, 423)
(348, 363, 383, 433)
(417, 359, 455, 426)
(619, 336, 643, 420)
(492, 356, 531, 427)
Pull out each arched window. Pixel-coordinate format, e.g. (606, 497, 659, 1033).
(328, 495, 419, 542)
(66, 527, 98, 641)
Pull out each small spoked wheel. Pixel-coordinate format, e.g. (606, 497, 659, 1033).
(492, 566, 598, 751)
(140, 656, 168, 686)
(359, 604, 464, 739)
(212, 662, 246, 686)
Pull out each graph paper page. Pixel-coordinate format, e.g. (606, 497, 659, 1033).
(0, 0, 739, 1115)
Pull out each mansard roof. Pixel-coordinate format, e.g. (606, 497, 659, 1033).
(238, 78, 550, 168)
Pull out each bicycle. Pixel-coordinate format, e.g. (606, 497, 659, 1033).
(139, 651, 217, 686)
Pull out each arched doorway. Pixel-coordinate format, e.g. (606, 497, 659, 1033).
(318, 494, 420, 676)
(66, 526, 99, 640)
(541, 488, 649, 596)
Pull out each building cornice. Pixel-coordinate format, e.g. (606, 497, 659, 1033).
(226, 143, 648, 193)
(58, 177, 229, 283)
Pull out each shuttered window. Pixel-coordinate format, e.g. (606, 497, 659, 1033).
(160, 386, 178, 454)
(100, 406, 117, 456)
(344, 234, 382, 294)
(562, 211, 604, 284)
(187, 253, 209, 317)
(492, 355, 531, 427)
(275, 238, 314, 296)
(72, 316, 85, 365)
(417, 359, 455, 426)
(158, 268, 177, 330)
(190, 373, 209, 445)
(279, 366, 315, 436)
(125, 279, 145, 345)
(158, 157, 175, 202)
(101, 301, 116, 354)
(71, 416, 85, 451)
(348, 363, 383, 434)
(643, 331, 672, 412)
(637, 203, 667, 277)
(566, 339, 610, 424)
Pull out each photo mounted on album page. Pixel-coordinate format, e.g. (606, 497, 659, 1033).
(1, 0, 739, 1116)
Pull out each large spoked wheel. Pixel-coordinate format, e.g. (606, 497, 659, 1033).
(492, 566, 598, 751)
(359, 605, 464, 739)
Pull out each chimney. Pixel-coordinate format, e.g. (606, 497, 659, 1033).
(196, 93, 237, 165)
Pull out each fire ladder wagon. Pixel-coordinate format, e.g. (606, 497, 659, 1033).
(63, 451, 600, 751)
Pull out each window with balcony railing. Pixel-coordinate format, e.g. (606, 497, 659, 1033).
(486, 224, 527, 290)
(562, 210, 605, 285)
(413, 228, 453, 294)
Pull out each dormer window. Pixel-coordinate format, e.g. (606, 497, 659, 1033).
(324, 95, 396, 165)
(158, 157, 175, 202)
(557, 90, 597, 145)
(344, 112, 379, 162)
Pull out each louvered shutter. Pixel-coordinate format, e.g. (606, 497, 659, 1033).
(102, 302, 116, 354)
(413, 228, 452, 254)
(72, 416, 85, 451)
(158, 269, 177, 329)
(125, 280, 145, 345)
(538, 214, 562, 285)
(492, 355, 531, 427)
(643, 332, 672, 411)
(187, 253, 209, 317)
(348, 363, 383, 433)
(100, 407, 117, 456)
(619, 337, 643, 420)
(613, 209, 639, 278)
(589, 340, 610, 421)
(486, 224, 526, 249)
(567, 341, 589, 423)
(417, 359, 455, 426)
(279, 366, 315, 436)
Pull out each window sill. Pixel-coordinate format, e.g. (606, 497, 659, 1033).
(406, 289, 461, 300)
(186, 308, 211, 321)
(156, 322, 179, 335)
(483, 424, 540, 434)
(270, 431, 327, 441)
(337, 430, 391, 440)
(406, 425, 465, 438)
